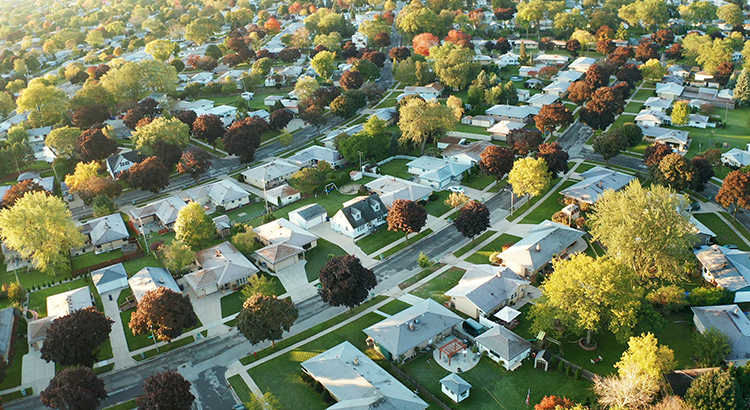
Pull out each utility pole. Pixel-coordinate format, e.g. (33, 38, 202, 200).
(357, 151, 364, 172)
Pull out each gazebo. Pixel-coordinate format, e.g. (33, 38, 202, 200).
(494, 306, 522, 328)
(438, 338, 467, 366)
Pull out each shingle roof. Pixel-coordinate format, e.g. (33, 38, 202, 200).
(184, 180, 250, 206)
(337, 195, 388, 229)
(129, 196, 187, 226)
(241, 159, 301, 182)
(696, 245, 750, 292)
(0, 307, 15, 360)
(497, 220, 584, 273)
(79, 213, 129, 247)
(129, 267, 181, 302)
(440, 373, 471, 396)
(445, 265, 528, 314)
(186, 242, 259, 290)
(290, 203, 327, 222)
(692, 305, 750, 362)
(91, 263, 128, 287)
(365, 176, 434, 208)
(560, 166, 636, 204)
(474, 325, 531, 361)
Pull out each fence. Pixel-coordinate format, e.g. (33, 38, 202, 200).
(447, 131, 493, 141)
(71, 243, 145, 278)
(375, 155, 418, 166)
(388, 363, 452, 410)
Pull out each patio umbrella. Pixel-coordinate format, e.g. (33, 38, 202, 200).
(494, 306, 521, 322)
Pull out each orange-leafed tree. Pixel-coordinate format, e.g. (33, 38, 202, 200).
(444, 30, 472, 48)
(534, 396, 574, 410)
(264, 18, 281, 34)
(413, 33, 439, 56)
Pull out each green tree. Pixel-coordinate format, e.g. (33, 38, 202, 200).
(0, 92, 15, 119)
(45, 126, 81, 159)
(290, 166, 327, 195)
(428, 42, 480, 90)
(396, 0, 442, 37)
(693, 327, 731, 368)
(338, 115, 390, 163)
(310, 50, 336, 80)
(237, 294, 298, 348)
(615, 333, 676, 381)
(685, 369, 740, 410)
(185, 18, 220, 45)
(131, 117, 190, 156)
(293, 76, 320, 101)
(92, 195, 117, 218)
(100, 60, 177, 102)
(398, 98, 454, 154)
(670, 101, 690, 125)
(145, 39, 174, 62)
(16, 80, 68, 127)
(697, 38, 732, 75)
(161, 239, 195, 273)
(640, 58, 667, 82)
(588, 180, 696, 281)
(507, 157, 552, 199)
(174, 202, 216, 250)
(655, 152, 694, 191)
(734, 68, 750, 106)
(717, 3, 743, 25)
(241, 274, 277, 298)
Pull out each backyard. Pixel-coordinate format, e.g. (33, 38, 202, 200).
(424, 191, 451, 217)
(28, 278, 102, 318)
(378, 159, 413, 181)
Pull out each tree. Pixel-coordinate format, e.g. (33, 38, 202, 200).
(446, 95, 464, 120)
(428, 42, 480, 90)
(565, 39, 581, 57)
(396, 1, 442, 38)
(92, 195, 117, 218)
(0, 192, 84, 273)
(566, 81, 592, 105)
(145, 39, 174, 62)
(586, 64, 610, 90)
(508, 157, 552, 200)
(129, 287, 198, 342)
(591, 132, 624, 165)
(3, 281, 25, 305)
(131, 117, 190, 156)
(185, 18, 219, 45)
(685, 369, 740, 410)
(716, 170, 750, 219)
(318, 255, 377, 308)
(696, 38, 731, 75)
(290, 167, 327, 195)
(387, 199, 427, 243)
(75, 128, 117, 163)
(640, 58, 667, 82)
(588, 180, 696, 281)
(100, 60, 177, 103)
(390, 47, 412, 62)
(237, 294, 299, 348)
(495, 37, 511, 54)
(2, 180, 46, 209)
(656, 153, 694, 191)
(717, 3, 743, 25)
(153, 141, 183, 172)
(535, 396, 573, 410)
(193, 114, 225, 147)
(330, 94, 364, 119)
(40, 367, 108, 410)
(72, 104, 110, 129)
(616, 64, 643, 87)
(310, 50, 336, 80)
(535, 103, 573, 137)
(16, 80, 68, 127)
(620, 123, 644, 148)
(597, 39, 617, 55)
(340, 70, 364, 91)
(174, 202, 216, 250)
(615, 333, 676, 382)
(294, 76, 320, 101)
(537, 142, 570, 176)
(478, 145, 514, 187)
(138, 371, 195, 410)
(644, 143, 673, 166)
(714, 62, 734, 88)
(444, 30, 472, 48)
(339, 116, 391, 163)
(398, 98, 454, 154)
(671, 101, 690, 126)
(126, 157, 169, 194)
(161, 240, 195, 273)
(594, 368, 660, 410)
(269, 109, 294, 131)
(636, 41, 659, 63)
(453, 200, 490, 243)
(223, 117, 268, 163)
(251, 57, 274, 77)
(374, 32, 391, 48)
(693, 327, 731, 368)
(41, 307, 113, 368)
(352, 59, 381, 82)
(177, 148, 212, 182)
(0, 92, 15, 120)
(734, 68, 750, 107)
(65, 161, 122, 204)
(691, 157, 714, 192)
(445, 192, 470, 208)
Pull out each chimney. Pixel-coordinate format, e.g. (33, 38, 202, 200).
(353, 357, 359, 366)
(536, 243, 541, 252)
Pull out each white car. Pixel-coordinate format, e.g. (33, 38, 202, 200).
(448, 186, 465, 194)
(241, 92, 255, 100)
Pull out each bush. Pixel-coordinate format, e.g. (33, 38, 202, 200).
(216, 205, 226, 213)
(417, 252, 431, 268)
(428, 193, 438, 202)
(566, 363, 572, 377)
(549, 356, 557, 368)
(489, 251, 502, 265)
(321, 389, 334, 404)
(557, 360, 565, 372)
(313, 381, 323, 393)
(501, 242, 515, 251)
(237, 174, 244, 182)
(689, 287, 733, 306)
(575, 367, 581, 380)
(358, 185, 369, 195)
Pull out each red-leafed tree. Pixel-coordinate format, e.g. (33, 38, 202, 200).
(444, 30, 472, 48)
(40, 306, 113, 368)
(535, 103, 573, 137)
(340, 70, 364, 90)
(193, 114, 225, 147)
(716, 170, 750, 219)
(76, 128, 117, 162)
(537, 142, 570, 176)
(223, 116, 269, 163)
(374, 32, 391, 48)
(138, 371, 195, 410)
(177, 147, 212, 182)
(565, 39, 581, 57)
(665, 43, 683, 60)
(453, 200, 490, 243)
(644, 143, 673, 166)
(478, 145, 514, 186)
(567, 81, 592, 105)
(236, 294, 298, 348)
(538, 66, 558, 81)
(651, 29, 674, 47)
(362, 50, 386, 68)
(40, 367, 108, 410)
(413, 33, 440, 56)
(174, 110, 198, 131)
(264, 18, 281, 34)
(278, 47, 301, 63)
(507, 128, 544, 156)
(390, 47, 411, 61)
(494, 7, 515, 21)
(535, 395, 574, 410)
(386, 199, 427, 243)
(152, 141, 183, 171)
(495, 37, 511, 54)
(125, 156, 170, 193)
(596, 39, 616, 55)
(72, 104, 111, 129)
(636, 40, 659, 62)
(616, 63, 643, 87)
(318, 255, 377, 308)
(129, 287, 198, 342)
(269, 108, 294, 131)
(714, 62, 734, 87)
(691, 157, 714, 192)
(2, 180, 47, 208)
(585, 64, 610, 90)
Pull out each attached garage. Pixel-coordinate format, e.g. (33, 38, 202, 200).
(91, 263, 129, 294)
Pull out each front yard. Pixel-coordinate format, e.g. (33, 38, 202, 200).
(410, 267, 466, 304)
(694, 213, 750, 251)
(519, 180, 577, 225)
(464, 234, 523, 265)
(304, 239, 348, 282)
(220, 272, 287, 318)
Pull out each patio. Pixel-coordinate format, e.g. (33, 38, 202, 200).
(432, 335, 480, 373)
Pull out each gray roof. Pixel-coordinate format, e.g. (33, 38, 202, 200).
(287, 146, 343, 165)
(91, 263, 128, 287)
(241, 159, 301, 182)
(561, 166, 636, 204)
(302, 341, 428, 410)
(80, 213, 129, 246)
(186, 242, 259, 290)
(696, 245, 750, 292)
(0, 307, 15, 360)
(497, 220, 584, 273)
(106, 150, 143, 174)
(692, 305, 750, 363)
(129, 267, 181, 302)
(289, 203, 327, 221)
(440, 373, 471, 396)
(184, 180, 250, 206)
(363, 299, 463, 357)
(445, 265, 528, 314)
(365, 176, 434, 208)
(337, 195, 388, 229)
(406, 157, 471, 183)
(475, 325, 532, 361)
(129, 196, 187, 226)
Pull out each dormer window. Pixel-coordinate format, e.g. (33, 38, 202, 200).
(371, 202, 380, 212)
(351, 208, 361, 220)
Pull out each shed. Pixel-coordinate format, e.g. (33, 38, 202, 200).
(90, 263, 129, 294)
(440, 373, 471, 403)
(288, 203, 327, 229)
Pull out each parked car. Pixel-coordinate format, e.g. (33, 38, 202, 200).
(724, 244, 739, 250)
(448, 186, 465, 194)
(690, 202, 700, 211)
(510, 75, 523, 81)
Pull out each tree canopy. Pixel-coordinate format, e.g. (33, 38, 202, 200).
(41, 306, 113, 368)
(236, 294, 299, 348)
(318, 255, 377, 308)
(386, 199, 427, 242)
(174, 202, 216, 250)
(129, 287, 198, 342)
(138, 371, 195, 410)
(40, 367, 108, 410)
(508, 157, 552, 199)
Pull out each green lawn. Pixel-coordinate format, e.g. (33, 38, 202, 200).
(374, 98, 397, 108)
(610, 114, 637, 131)
(356, 228, 405, 255)
(410, 267, 466, 304)
(423, 191, 451, 217)
(70, 249, 124, 272)
(121, 254, 164, 277)
(223, 201, 265, 223)
(304, 239, 348, 283)
(133, 335, 195, 361)
(378, 299, 412, 315)
(453, 122, 491, 136)
(398, 264, 445, 290)
(520, 180, 576, 225)
(378, 159, 412, 180)
(694, 213, 750, 251)
(574, 162, 596, 174)
(463, 173, 499, 191)
(623, 101, 644, 113)
(382, 229, 433, 258)
(632, 88, 655, 101)
(28, 278, 102, 318)
(232, 190, 360, 229)
(220, 273, 286, 318)
(120, 310, 202, 352)
(720, 212, 750, 241)
(0, 320, 28, 390)
(228, 375, 255, 404)
(17, 269, 69, 290)
(103, 399, 137, 410)
(682, 107, 750, 158)
(465, 234, 523, 265)
(453, 230, 497, 257)
(506, 179, 561, 222)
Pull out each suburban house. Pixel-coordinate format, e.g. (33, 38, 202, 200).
(643, 97, 673, 112)
(129, 196, 187, 231)
(185, 242, 259, 297)
(554, 70, 583, 82)
(656, 83, 684, 101)
(695, 245, 750, 303)
(692, 304, 750, 366)
(322, 124, 365, 149)
(365, 176, 433, 208)
(560, 166, 636, 204)
(364, 298, 463, 362)
(445, 264, 529, 320)
(542, 81, 571, 97)
(195, 105, 238, 127)
(174, 99, 215, 112)
(695, 71, 713, 82)
(486, 120, 527, 140)
(494, 220, 586, 278)
(27, 287, 93, 351)
(667, 64, 690, 78)
(0, 307, 15, 361)
(265, 184, 300, 207)
(406, 156, 471, 190)
(440, 373, 471, 403)
(330, 195, 388, 238)
(253, 218, 318, 272)
(534, 54, 568, 67)
(286, 146, 345, 168)
(461, 115, 496, 128)
(264, 95, 284, 107)
(527, 93, 559, 108)
(635, 109, 670, 127)
(91, 263, 129, 294)
(289, 204, 328, 229)
(524, 78, 544, 88)
(189, 72, 214, 85)
(498, 52, 520, 66)
(72, 213, 130, 256)
(640, 126, 690, 153)
(402, 83, 444, 101)
(485, 105, 540, 123)
(441, 141, 494, 166)
(568, 56, 597, 72)
(301, 341, 429, 410)
(474, 325, 532, 370)
(722, 144, 750, 168)
(687, 114, 711, 129)
(513, 39, 538, 49)
(129, 267, 181, 303)
(242, 159, 301, 189)
(184, 180, 251, 211)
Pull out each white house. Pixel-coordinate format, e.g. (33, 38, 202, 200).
(534, 54, 568, 67)
(554, 70, 584, 82)
(687, 114, 711, 129)
(128, 267, 181, 303)
(184, 180, 251, 211)
(196, 105, 237, 127)
(288, 203, 327, 229)
(542, 80, 571, 97)
(129, 196, 187, 231)
(73, 213, 130, 256)
(242, 159, 301, 189)
(445, 264, 528, 320)
(527, 93, 559, 108)
(286, 146, 345, 168)
(330, 195, 388, 238)
(365, 176, 433, 208)
(640, 126, 690, 153)
(440, 373, 471, 403)
(91, 263, 129, 294)
(667, 64, 690, 78)
(189, 72, 214, 85)
(185, 242, 259, 297)
(568, 56, 597, 73)
(475, 325, 532, 370)
(498, 52, 520, 66)
(513, 39, 538, 49)
(561, 166, 635, 204)
(722, 144, 750, 168)
(461, 115, 496, 128)
(692, 304, 750, 366)
(253, 218, 318, 272)
(402, 83, 444, 101)
(265, 184, 300, 207)
(106, 150, 143, 178)
(635, 109, 670, 127)
(656, 83, 684, 101)
(696, 245, 750, 303)
(406, 156, 471, 190)
(27, 287, 93, 351)
(643, 97, 672, 112)
(486, 120, 527, 140)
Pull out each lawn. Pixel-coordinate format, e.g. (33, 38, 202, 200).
(28, 278, 102, 318)
(70, 249, 124, 272)
(120, 310, 202, 352)
(694, 213, 750, 251)
(382, 229, 433, 258)
(228, 375, 255, 404)
(519, 180, 576, 225)
(0, 321, 28, 390)
(465, 234, 523, 265)
(720, 212, 750, 241)
(574, 162, 596, 174)
(506, 179, 560, 222)
(378, 159, 412, 180)
(632, 88, 655, 101)
(682, 107, 750, 158)
(398, 264, 445, 290)
(121, 254, 164, 277)
(232, 190, 360, 229)
(623, 101, 643, 113)
(378, 299, 412, 315)
(103, 399, 137, 410)
(453, 230, 497, 257)
(453, 123, 491, 136)
(423, 191, 451, 217)
(133, 335, 195, 361)
(609, 114, 637, 131)
(410, 267, 466, 304)
(463, 173, 499, 191)
(304, 239, 348, 282)
(17, 269, 70, 290)
(222, 201, 265, 223)
(220, 273, 286, 318)
(374, 98, 397, 109)
(356, 227, 405, 255)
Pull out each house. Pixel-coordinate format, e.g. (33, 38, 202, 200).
(322, 124, 365, 149)
(524, 78, 544, 89)
(517, 89, 531, 102)
(199, 105, 238, 127)
(365, 176, 433, 208)
(174, 99, 215, 112)
(527, 93, 559, 108)
(560, 166, 636, 204)
(722, 144, 750, 168)
(542, 81, 571, 97)
(437, 136, 464, 150)
(330, 195, 388, 238)
(73, 213, 130, 256)
(486, 120, 527, 140)
(668, 64, 690, 78)
(248, 109, 271, 122)
(495, 220, 586, 278)
(485, 105, 540, 123)
(692, 304, 750, 366)
(91, 263, 129, 294)
(264, 65, 304, 87)
(554, 70, 584, 82)
(690, 215, 716, 246)
(265, 184, 300, 207)
(498, 52, 520, 66)
(189, 72, 214, 85)
(695, 71, 714, 82)
(253, 218, 318, 272)
(129, 196, 187, 231)
(445, 264, 529, 320)
(371, 108, 397, 125)
(241, 159, 301, 189)
(643, 97, 673, 112)
(635, 109, 670, 127)
(406, 156, 471, 190)
(513, 39, 538, 49)
(440, 373, 471, 403)
(27, 287, 93, 351)
(661, 75, 685, 85)
(461, 115, 496, 128)
(656, 83, 684, 100)
(665, 368, 719, 397)
(474, 325, 532, 370)
(105, 150, 143, 178)
(301, 341, 429, 410)
(441, 141, 494, 166)
(363, 298, 463, 362)
(519, 66, 543, 77)
(129, 267, 181, 303)
(402, 83, 444, 101)
(264, 95, 284, 107)
(289, 204, 328, 229)
(213, 214, 233, 238)
(534, 54, 568, 67)
(184, 242, 259, 297)
(695, 245, 750, 303)
(568, 56, 597, 73)
(0, 307, 15, 361)
(640, 126, 691, 153)
(184, 180, 251, 211)
(687, 114, 711, 129)
(286, 146, 345, 168)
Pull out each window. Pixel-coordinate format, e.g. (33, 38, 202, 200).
(237, 276, 248, 285)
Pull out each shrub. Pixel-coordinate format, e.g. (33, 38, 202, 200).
(489, 251, 502, 265)
(557, 360, 565, 372)
(428, 193, 438, 202)
(689, 287, 733, 306)
(502, 242, 515, 251)
(417, 252, 430, 268)
(321, 389, 334, 404)
(566, 363, 572, 377)
(313, 381, 323, 393)
(237, 174, 244, 182)
(216, 205, 226, 213)
(549, 356, 557, 368)
(575, 367, 581, 380)
(535, 272, 544, 284)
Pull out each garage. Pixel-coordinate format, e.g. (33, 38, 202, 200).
(91, 263, 129, 295)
